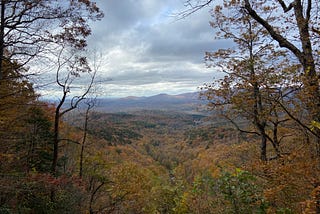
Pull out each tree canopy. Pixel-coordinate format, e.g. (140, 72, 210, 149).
(0, 0, 103, 79)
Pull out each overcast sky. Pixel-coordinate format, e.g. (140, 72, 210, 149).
(83, 0, 226, 98)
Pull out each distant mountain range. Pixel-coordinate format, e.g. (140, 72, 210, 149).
(94, 92, 206, 113)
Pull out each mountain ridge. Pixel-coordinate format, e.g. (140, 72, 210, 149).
(95, 92, 204, 113)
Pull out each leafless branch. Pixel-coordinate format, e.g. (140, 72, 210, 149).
(173, 0, 213, 20)
(223, 114, 260, 136)
(277, 100, 320, 138)
(276, 0, 295, 12)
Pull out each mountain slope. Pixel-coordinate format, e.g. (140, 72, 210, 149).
(95, 92, 204, 113)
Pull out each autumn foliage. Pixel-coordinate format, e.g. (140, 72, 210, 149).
(1, 0, 320, 213)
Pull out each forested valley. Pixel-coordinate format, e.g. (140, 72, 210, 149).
(1, 0, 320, 213)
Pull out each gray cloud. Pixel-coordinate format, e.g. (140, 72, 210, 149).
(84, 0, 227, 97)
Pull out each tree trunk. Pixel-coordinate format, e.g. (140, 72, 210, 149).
(51, 108, 60, 175)
(79, 109, 89, 178)
(51, 91, 67, 175)
(89, 182, 105, 214)
(79, 140, 85, 178)
(0, 0, 6, 80)
(260, 132, 267, 161)
(244, 0, 320, 157)
(272, 121, 281, 158)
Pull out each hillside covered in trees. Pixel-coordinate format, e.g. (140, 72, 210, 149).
(1, 0, 320, 213)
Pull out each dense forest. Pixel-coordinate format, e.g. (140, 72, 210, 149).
(1, 0, 320, 213)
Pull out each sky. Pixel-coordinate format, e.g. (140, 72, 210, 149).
(67, 0, 227, 98)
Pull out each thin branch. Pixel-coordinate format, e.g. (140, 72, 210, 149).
(276, 0, 295, 12)
(173, 0, 213, 20)
(279, 133, 294, 144)
(243, 0, 304, 64)
(306, 0, 312, 21)
(58, 138, 80, 145)
(60, 69, 96, 116)
(277, 100, 320, 138)
(223, 114, 260, 135)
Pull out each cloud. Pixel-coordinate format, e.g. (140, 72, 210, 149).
(83, 0, 227, 97)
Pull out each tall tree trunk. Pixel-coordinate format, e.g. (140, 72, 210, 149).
(0, 0, 6, 80)
(260, 134, 267, 161)
(79, 105, 90, 178)
(244, 0, 320, 157)
(271, 119, 281, 158)
(79, 139, 85, 178)
(51, 109, 59, 175)
(249, 34, 268, 161)
(51, 91, 67, 175)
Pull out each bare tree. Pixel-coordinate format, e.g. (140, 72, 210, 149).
(79, 97, 96, 179)
(51, 46, 97, 175)
(175, 0, 214, 20)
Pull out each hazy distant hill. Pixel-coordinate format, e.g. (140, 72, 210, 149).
(95, 92, 205, 113)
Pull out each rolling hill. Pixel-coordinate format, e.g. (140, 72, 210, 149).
(94, 92, 206, 113)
